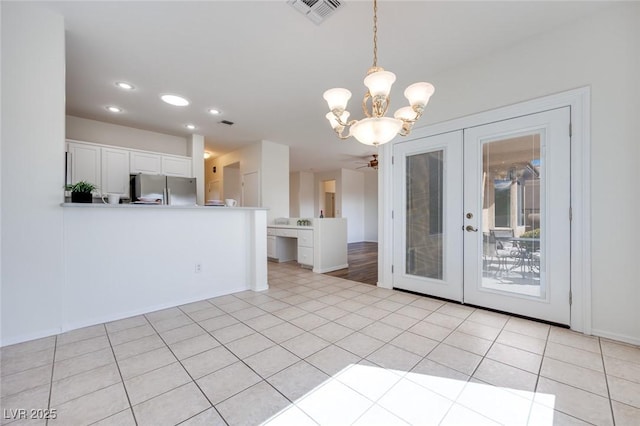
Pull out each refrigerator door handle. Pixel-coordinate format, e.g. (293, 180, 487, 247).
(167, 187, 171, 205)
(163, 187, 168, 205)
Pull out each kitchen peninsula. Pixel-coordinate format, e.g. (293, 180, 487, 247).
(61, 203, 267, 330)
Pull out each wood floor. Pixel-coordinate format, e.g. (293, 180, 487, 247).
(325, 241, 378, 285)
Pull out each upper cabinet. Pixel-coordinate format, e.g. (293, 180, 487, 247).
(68, 142, 131, 197)
(130, 151, 192, 177)
(101, 147, 130, 197)
(67, 140, 194, 198)
(161, 155, 191, 177)
(130, 151, 162, 175)
(68, 142, 101, 196)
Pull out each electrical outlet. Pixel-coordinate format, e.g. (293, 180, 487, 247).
(194, 263, 202, 273)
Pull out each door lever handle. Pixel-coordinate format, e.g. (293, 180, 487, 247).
(465, 225, 478, 232)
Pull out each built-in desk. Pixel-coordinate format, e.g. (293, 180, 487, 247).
(267, 218, 348, 273)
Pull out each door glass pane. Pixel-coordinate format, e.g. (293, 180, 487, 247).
(406, 150, 444, 279)
(481, 134, 543, 297)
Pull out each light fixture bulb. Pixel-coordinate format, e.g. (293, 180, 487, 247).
(349, 117, 403, 146)
(364, 70, 396, 97)
(326, 111, 350, 130)
(404, 82, 435, 109)
(323, 88, 352, 112)
(161, 94, 190, 107)
(203, 152, 211, 159)
(394, 106, 417, 121)
(106, 106, 122, 113)
(208, 108, 221, 115)
(185, 124, 196, 130)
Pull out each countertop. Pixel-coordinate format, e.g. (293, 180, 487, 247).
(268, 224, 314, 229)
(61, 203, 267, 210)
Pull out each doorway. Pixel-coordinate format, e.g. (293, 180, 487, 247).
(320, 179, 336, 218)
(243, 171, 260, 207)
(223, 162, 241, 202)
(392, 108, 571, 325)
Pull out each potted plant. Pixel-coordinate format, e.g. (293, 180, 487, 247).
(65, 181, 97, 203)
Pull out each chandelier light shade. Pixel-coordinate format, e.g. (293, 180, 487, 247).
(323, 0, 434, 146)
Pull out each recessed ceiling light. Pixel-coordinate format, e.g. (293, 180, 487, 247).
(185, 124, 196, 130)
(204, 152, 212, 159)
(115, 82, 134, 90)
(208, 108, 221, 115)
(161, 94, 190, 107)
(106, 106, 122, 113)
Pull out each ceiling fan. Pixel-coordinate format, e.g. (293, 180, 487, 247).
(356, 154, 379, 170)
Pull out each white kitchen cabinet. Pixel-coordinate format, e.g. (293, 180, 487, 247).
(297, 246, 313, 266)
(298, 230, 313, 248)
(297, 229, 314, 266)
(266, 219, 347, 272)
(267, 236, 277, 258)
(162, 155, 192, 177)
(67, 139, 193, 199)
(101, 147, 130, 198)
(130, 151, 161, 175)
(68, 142, 101, 195)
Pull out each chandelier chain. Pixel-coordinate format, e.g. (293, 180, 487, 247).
(372, 0, 378, 68)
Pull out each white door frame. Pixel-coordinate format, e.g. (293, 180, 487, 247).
(378, 87, 591, 334)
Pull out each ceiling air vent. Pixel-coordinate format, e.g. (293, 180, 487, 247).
(287, 0, 343, 25)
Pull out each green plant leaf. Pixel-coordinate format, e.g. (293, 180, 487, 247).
(65, 180, 98, 193)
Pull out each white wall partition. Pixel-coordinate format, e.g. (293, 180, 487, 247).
(61, 206, 267, 332)
(1, 3, 66, 345)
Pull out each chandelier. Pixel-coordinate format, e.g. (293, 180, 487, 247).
(323, 0, 434, 146)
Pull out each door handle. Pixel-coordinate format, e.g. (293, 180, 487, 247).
(465, 225, 478, 232)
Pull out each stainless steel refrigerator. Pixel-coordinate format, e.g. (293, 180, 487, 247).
(131, 174, 197, 205)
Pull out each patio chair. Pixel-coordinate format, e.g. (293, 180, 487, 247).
(489, 228, 525, 277)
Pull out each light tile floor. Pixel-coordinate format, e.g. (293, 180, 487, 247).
(1, 262, 640, 425)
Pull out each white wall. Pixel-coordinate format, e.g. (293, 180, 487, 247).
(210, 140, 289, 224)
(397, 3, 640, 343)
(223, 165, 241, 203)
(341, 169, 365, 243)
(363, 171, 378, 242)
(66, 116, 188, 156)
(1, 3, 66, 344)
(261, 140, 289, 222)
(299, 171, 315, 218)
(187, 134, 205, 205)
(290, 171, 315, 218)
(290, 172, 300, 217)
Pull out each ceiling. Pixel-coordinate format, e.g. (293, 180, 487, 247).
(33, 1, 612, 172)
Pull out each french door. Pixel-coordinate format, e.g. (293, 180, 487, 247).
(393, 108, 571, 324)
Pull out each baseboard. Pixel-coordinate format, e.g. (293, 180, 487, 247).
(1, 286, 248, 348)
(314, 264, 349, 273)
(591, 328, 640, 346)
(0, 327, 63, 348)
(61, 286, 248, 334)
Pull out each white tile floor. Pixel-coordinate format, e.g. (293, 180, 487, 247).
(1, 262, 640, 425)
